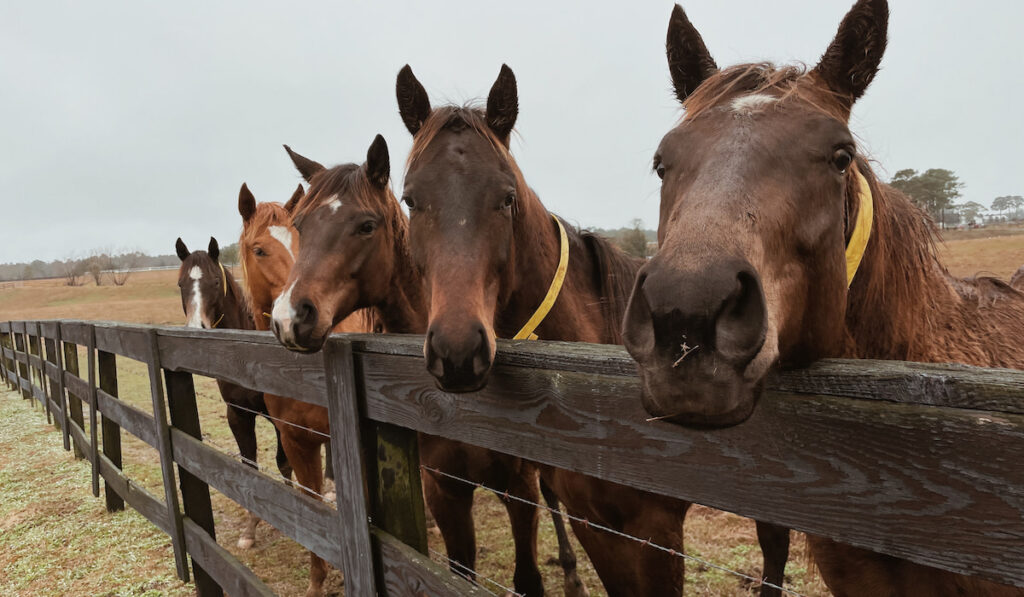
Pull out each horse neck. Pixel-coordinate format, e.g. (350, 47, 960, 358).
(374, 215, 427, 334)
(219, 273, 255, 331)
(843, 183, 1024, 368)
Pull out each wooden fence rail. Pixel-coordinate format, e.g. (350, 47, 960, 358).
(1, 319, 1023, 595)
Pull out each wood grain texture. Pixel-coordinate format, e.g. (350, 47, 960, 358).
(370, 422, 428, 555)
(358, 352, 1024, 587)
(98, 453, 170, 534)
(59, 321, 93, 346)
(96, 388, 158, 449)
(94, 322, 151, 361)
(157, 333, 327, 407)
(98, 350, 125, 512)
(169, 428, 344, 569)
(39, 321, 59, 337)
(165, 370, 222, 597)
(323, 339, 378, 596)
(182, 519, 273, 597)
(374, 528, 489, 597)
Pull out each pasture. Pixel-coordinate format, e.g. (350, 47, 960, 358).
(1, 226, 1022, 597)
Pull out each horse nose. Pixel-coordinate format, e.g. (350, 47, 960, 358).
(291, 298, 318, 346)
(424, 320, 494, 393)
(624, 257, 767, 368)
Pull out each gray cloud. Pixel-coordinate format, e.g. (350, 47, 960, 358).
(1, 0, 1020, 263)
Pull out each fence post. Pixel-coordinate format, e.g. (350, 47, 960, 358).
(367, 421, 428, 554)
(29, 323, 49, 419)
(145, 330, 189, 582)
(165, 369, 222, 597)
(323, 339, 378, 596)
(44, 330, 71, 451)
(14, 325, 29, 400)
(98, 346, 125, 512)
(1, 323, 12, 389)
(87, 326, 101, 497)
(62, 328, 87, 459)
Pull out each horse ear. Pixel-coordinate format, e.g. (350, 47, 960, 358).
(283, 145, 325, 182)
(812, 0, 888, 110)
(175, 238, 190, 261)
(486, 64, 518, 143)
(238, 183, 256, 222)
(666, 4, 718, 104)
(365, 134, 390, 188)
(396, 65, 431, 136)
(284, 183, 304, 214)
(208, 237, 220, 261)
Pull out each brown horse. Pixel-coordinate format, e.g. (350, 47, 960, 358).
(270, 135, 587, 597)
(237, 182, 370, 597)
(1011, 265, 1024, 291)
(622, 1, 1024, 595)
(395, 64, 790, 596)
(173, 236, 292, 550)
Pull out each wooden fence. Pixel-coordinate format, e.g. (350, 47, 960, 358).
(1, 319, 1023, 595)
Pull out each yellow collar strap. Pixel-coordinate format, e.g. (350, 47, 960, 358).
(513, 214, 569, 341)
(845, 168, 874, 288)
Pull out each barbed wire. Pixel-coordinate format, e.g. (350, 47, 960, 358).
(421, 464, 805, 597)
(194, 389, 330, 439)
(200, 432, 336, 505)
(427, 547, 524, 597)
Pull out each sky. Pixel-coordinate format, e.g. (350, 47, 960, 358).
(2, 1, 1022, 264)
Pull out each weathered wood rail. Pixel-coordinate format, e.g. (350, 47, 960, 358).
(2, 319, 1023, 595)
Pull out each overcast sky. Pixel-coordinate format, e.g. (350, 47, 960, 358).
(2, 1, 1022, 264)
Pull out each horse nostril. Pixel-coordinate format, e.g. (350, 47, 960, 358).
(715, 270, 767, 363)
(622, 270, 656, 358)
(471, 327, 490, 378)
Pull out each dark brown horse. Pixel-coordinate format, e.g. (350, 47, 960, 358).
(622, 1, 1024, 595)
(173, 236, 292, 549)
(270, 136, 587, 597)
(395, 64, 790, 596)
(237, 184, 369, 597)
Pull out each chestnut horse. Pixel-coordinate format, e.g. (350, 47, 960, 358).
(622, 1, 1024, 595)
(237, 182, 371, 597)
(270, 136, 587, 597)
(394, 65, 790, 596)
(173, 236, 292, 549)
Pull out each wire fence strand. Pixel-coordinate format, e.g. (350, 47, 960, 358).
(421, 464, 806, 597)
(195, 389, 330, 439)
(428, 547, 524, 597)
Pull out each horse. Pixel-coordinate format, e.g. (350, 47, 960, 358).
(394, 64, 791, 596)
(173, 236, 292, 550)
(621, 1, 1024, 595)
(237, 182, 370, 597)
(270, 135, 588, 597)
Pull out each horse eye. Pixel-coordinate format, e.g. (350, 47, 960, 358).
(253, 247, 267, 257)
(503, 193, 515, 209)
(358, 220, 377, 236)
(655, 164, 666, 180)
(833, 148, 854, 173)
(402, 196, 416, 210)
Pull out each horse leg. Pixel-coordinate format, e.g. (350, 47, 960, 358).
(270, 418, 293, 485)
(538, 479, 589, 597)
(499, 470, 544, 597)
(756, 521, 790, 597)
(226, 404, 261, 550)
(322, 439, 336, 502)
(280, 429, 328, 597)
(423, 471, 478, 582)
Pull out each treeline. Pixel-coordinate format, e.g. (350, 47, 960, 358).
(594, 220, 657, 258)
(0, 243, 241, 284)
(889, 168, 1023, 227)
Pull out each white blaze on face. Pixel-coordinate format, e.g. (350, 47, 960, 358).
(271, 280, 298, 342)
(326, 195, 342, 213)
(185, 266, 205, 328)
(730, 93, 777, 115)
(267, 225, 295, 261)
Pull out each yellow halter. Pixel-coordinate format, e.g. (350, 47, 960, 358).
(514, 215, 569, 341)
(845, 167, 874, 288)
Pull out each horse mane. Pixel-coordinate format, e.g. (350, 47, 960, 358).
(569, 224, 644, 344)
(222, 263, 253, 326)
(683, 63, 847, 122)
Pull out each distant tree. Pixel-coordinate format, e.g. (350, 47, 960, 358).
(620, 219, 651, 259)
(957, 201, 987, 225)
(992, 195, 1024, 220)
(110, 250, 144, 286)
(61, 257, 86, 287)
(218, 243, 240, 266)
(891, 168, 964, 226)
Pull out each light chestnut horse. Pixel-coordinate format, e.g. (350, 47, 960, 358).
(237, 183, 371, 597)
(622, 1, 1024, 595)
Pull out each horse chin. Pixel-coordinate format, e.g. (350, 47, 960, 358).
(637, 362, 763, 428)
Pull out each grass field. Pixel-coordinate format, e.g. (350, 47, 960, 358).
(1, 227, 1022, 596)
